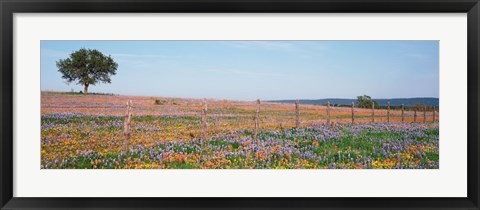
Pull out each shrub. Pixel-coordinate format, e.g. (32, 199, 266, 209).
(154, 99, 180, 105)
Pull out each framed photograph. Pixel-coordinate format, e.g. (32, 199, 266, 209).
(1, 0, 479, 209)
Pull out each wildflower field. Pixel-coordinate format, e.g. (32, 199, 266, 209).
(41, 92, 439, 169)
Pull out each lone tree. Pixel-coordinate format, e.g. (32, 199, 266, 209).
(356, 95, 378, 108)
(56, 48, 118, 94)
(413, 102, 427, 111)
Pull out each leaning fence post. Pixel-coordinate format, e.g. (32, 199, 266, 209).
(432, 106, 436, 122)
(326, 101, 331, 125)
(423, 105, 427, 123)
(401, 104, 405, 122)
(351, 102, 355, 124)
(387, 101, 390, 123)
(371, 101, 375, 123)
(295, 99, 300, 128)
(201, 99, 208, 139)
(414, 109, 417, 122)
(255, 99, 261, 136)
(122, 100, 133, 154)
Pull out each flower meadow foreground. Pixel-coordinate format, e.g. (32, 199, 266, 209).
(41, 111, 439, 169)
(40, 41, 440, 170)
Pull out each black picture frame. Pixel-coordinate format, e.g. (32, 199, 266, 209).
(1, 0, 479, 209)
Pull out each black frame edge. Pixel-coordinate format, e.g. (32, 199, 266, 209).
(1, 197, 479, 210)
(468, 1, 480, 209)
(1, 0, 479, 210)
(0, 0, 478, 13)
(1, 0, 14, 209)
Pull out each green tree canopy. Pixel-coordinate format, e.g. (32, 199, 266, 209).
(56, 48, 118, 94)
(413, 102, 427, 111)
(356, 95, 379, 108)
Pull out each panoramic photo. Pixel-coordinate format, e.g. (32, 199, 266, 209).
(41, 40, 439, 169)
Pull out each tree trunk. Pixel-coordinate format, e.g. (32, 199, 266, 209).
(122, 100, 133, 154)
(414, 110, 417, 122)
(326, 101, 330, 125)
(423, 105, 427, 123)
(201, 99, 208, 139)
(295, 99, 300, 128)
(371, 101, 375, 123)
(84, 83, 89, 95)
(387, 101, 390, 123)
(255, 99, 260, 137)
(432, 106, 436, 122)
(401, 104, 405, 122)
(351, 102, 354, 124)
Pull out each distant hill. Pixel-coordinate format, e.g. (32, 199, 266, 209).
(268, 98, 439, 107)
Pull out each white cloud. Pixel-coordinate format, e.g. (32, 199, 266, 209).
(406, 53, 430, 61)
(205, 68, 286, 77)
(224, 41, 296, 50)
(111, 53, 173, 59)
(41, 49, 70, 58)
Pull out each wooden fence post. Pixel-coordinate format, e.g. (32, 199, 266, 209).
(255, 99, 260, 136)
(326, 101, 331, 125)
(423, 105, 427, 123)
(351, 102, 355, 124)
(401, 104, 405, 122)
(371, 101, 375, 123)
(387, 101, 390, 123)
(201, 99, 208, 139)
(414, 109, 417, 122)
(122, 100, 133, 154)
(295, 99, 300, 128)
(432, 106, 436, 122)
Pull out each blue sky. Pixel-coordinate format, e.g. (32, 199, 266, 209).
(41, 41, 439, 100)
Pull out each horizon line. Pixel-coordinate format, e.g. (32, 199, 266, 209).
(41, 90, 439, 101)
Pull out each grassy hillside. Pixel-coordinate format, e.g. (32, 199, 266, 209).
(269, 98, 439, 107)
